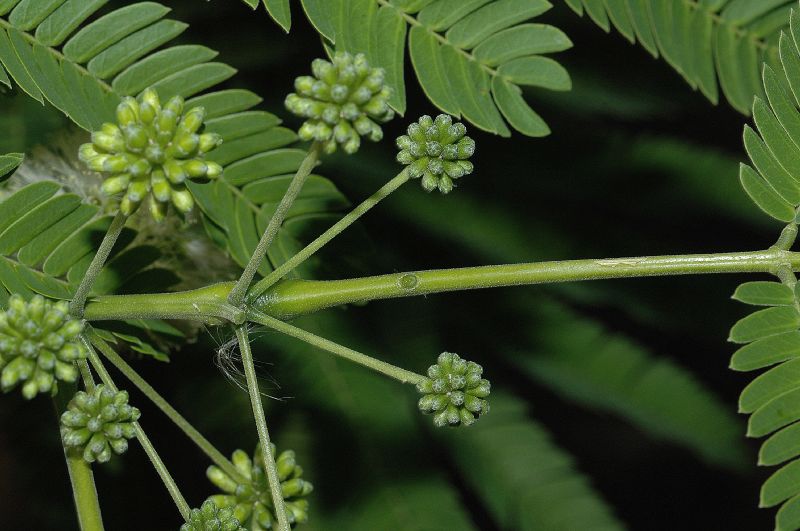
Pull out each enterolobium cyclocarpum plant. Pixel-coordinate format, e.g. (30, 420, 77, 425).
(9, 4, 800, 528)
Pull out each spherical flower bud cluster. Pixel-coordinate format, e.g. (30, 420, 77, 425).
(181, 500, 245, 531)
(417, 352, 490, 427)
(60, 384, 140, 463)
(207, 444, 313, 529)
(79, 88, 223, 221)
(0, 294, 87, 399)
(396, 114, 475, 194)
(285, 52, 394, 154)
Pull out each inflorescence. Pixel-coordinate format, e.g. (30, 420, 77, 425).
(79, 88, 223, 221)
(0, 295, 87, 399)
(60, 384, 141, 463)
(397, 114, 475, 194)
(417, 352, 491, 427)
(207, 444, 313, 529)
(286, 52, 394, 154)
(181, 500, 246, 531)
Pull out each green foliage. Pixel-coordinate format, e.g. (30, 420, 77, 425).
(0, 151, 22, 181)
(738, 7, 800, 223)
(438, 393, 626, 530)
(564, 0, 791, 114)
(730, 278, 800, 530)
(291, 0, 573, 137)
(181, 500, 245, 531)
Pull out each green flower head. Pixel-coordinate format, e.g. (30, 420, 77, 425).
(181, 500, 245, 531)
(0, 294, 87, 399)
(396, 114, 475, 194)
(285, 51, 394, 154)
(60, 384, 140, 463)
(417, 352, 490, 427)
(79, 88, 223, 221)
(207, 444, 313, 529)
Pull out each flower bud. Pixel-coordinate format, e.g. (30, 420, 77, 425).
(79, 87, 222, 221)
(285, 52, 394, 155)
(417, 352, 490, 427)
(0, 295, 87, 399)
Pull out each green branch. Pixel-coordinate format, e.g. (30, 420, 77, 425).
(87, 329, 245, 484)
(248, 309, 426, 385)
(234, 325, 291, 531)
(81, 336, 191, 521)
(69, 211, 127, 318)
(81, 249, 800, 322)
(54, 383, 105, 531)
(247, 168, 411, 301)
(228, 142, 322, 306)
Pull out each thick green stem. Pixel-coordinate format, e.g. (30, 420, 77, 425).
(82, 336, 191, 521)
(87, 329, 245, 483)
(69, 211, 127, 318)
(254, 249, 800, 319)
(235, 325, 290, 531)
(228, 142, 321, 306)
(55, 384, 105, 531)
(247, 168, 411, 301)
(82, 249, 800, 322)
(84, 282, 244, 324)
(248, 309, 425, 385)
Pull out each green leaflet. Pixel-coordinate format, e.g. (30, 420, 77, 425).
(0, 152, 22, 181)
(298, 0, 573, 136)
(729, 265, 800, 529)
(566, 0, 786, 113)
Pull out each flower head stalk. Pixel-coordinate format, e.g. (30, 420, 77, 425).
(0, 294, 87, 399)
(285, 52, 394, 154)
(79, 88, 223, 221)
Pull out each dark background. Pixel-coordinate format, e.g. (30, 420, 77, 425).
(0, 1, 779, 529)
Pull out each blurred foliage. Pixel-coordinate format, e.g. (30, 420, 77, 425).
(0, 1, 784, 530)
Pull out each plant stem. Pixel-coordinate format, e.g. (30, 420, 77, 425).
(84, 282, 245, 324)
(253, 248, 800, 319)
(227, 142, 321, 306)
(248, 309, 426, 385)
(69, 211, 127, 318)
(81, 336, 191, 521)
(55, 383, 105, 531)
(234, 325, 290, 531)
(247, 168, 411, 301)
(87, 329, 245, 484)
(83, 249, 800, 322)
